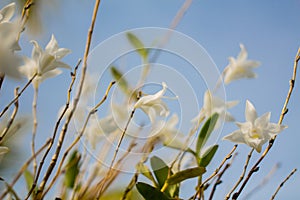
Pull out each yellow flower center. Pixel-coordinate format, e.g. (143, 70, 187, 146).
(250, 128, 261, 139)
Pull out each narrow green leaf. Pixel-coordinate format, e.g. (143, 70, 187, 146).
(150, 156, 179, 198)
(136, 182, 170, 200)
(126, 32, 148, 60)
(23, 170, 34, 192)
(199, 145, 219, 167)
(110, 66, 129, 93)
(196, 113, 219, 155)
(136, 162, 157, 186)
(166, 167, 206, 185)
(64, 150, 81, 189)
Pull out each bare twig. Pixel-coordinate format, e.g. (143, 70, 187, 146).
(42, 81, 115, 198)
(0, 88, 19, 143)
(192, 145, 238, 200)
(243, 163, 280, 200)
(232, 47, 300, 199)
(0, 73, 37, 118)
(32, 0, 102, 197)
(226, 148, 254, 199)
(122, 137, 159, 200)
(0, 139, 50, 199)
(208, 153, 237, 200)
(31, 87, 39, 178)
(270, 168, 297, 200)
(96, 107, 137, 199)
(26, 60, 80, 199)
(0, 73, 4, 91)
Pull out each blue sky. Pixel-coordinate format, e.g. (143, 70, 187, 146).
(1, 0, 300, 199)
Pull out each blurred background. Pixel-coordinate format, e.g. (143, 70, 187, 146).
(0, 0, 299, 199)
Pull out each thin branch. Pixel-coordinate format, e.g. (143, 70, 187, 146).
(0, 73, 37, 118)
(122, 137, 159, 200)
(0, 139, 50, 199)
(33, 0, 102, 196)
(0, 73, 4, 91)
(208, 153, 237, 200)
(27, 60, 80, 199)
(232, 47, 300, 199)
(270, 168, 297, 200)
(192, 145, 238, 200)
(31, 87, 39, 178)
(42, 81, 115, 197)
(96, 106, 137, 199)
(226, 148, 254, 200)
(0, 87, 19, 143)
(243, 163, 280, 200)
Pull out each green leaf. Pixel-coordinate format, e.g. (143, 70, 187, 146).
(64, 150, 81, 189)
(136, 182, 170, 200)
(199, 145, 219, 167)
(150, 156, 179, 198)
(166, 167, 206, 185)
(196, 113, 219, 155)
(23, 170, 35, 192)
(110, 66, 129, 93)
(136, 162, 157, 186)
(150, 156, 169, 188)
(126, 32, 148, 60)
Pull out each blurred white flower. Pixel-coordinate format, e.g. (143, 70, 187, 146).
(192, 90, 238, 128)
(134, 82, 170, 123)
(0, 146, 9, 155)
(19, 34, 71, 88)
(223, 100, 287, 153)
(85, 103, 129, 149)
(0, 3, 22, 79)
(152, 114, 186, 150)
(224, 44, 260, 84)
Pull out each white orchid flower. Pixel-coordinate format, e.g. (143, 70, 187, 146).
(152, 114, 186, 150)
(224, 44, 260, 84)
(134, 82, 171, 123)
(192, 90, 238, 129)
(19, 34, 71, 88)
(223, 100, 287, 153)
(85, 103, 129, 149)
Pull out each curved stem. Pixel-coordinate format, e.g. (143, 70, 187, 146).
(31, 86, 39, 178)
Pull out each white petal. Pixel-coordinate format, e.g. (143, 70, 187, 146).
(242, 60, 260, 69)
(237, 44, 248, 61)
(245, 100, 257, 124)
(255, 112, 270, 128)
(50, 61, 71, 69)
(0, 146, 9, 155)
(134, 82, 167, 108)
(37, 69, 62, 86)
(31, 40, 42, 61)
(45, 34, 58, 53)
(223, 130, 246, 144)
(226, 100, 239, 109)
(39, 53, 55, 74)
(0, 3, 15, 22)
(267, 123, 287, 134)
(54, 48, 71, 59)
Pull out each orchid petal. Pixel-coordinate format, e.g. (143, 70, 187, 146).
(245, 100, 257, 124)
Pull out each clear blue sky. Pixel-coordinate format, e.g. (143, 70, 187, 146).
(1, 0, 300, 199)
